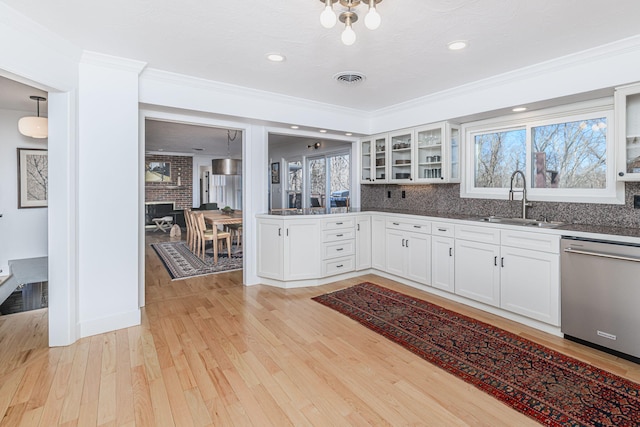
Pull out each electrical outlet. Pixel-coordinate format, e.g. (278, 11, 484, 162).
(387, 191, 391, 198)
(402, 190, 406, 198)
(634, 195, 640, 209)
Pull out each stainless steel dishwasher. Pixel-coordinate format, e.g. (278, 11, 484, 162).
(561, 236, 640, 362)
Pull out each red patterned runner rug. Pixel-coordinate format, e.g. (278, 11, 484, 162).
(312, 282, 640, 427)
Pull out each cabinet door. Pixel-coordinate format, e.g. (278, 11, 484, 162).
(257, 219, 283, 280)
(415, 124, 444, 183)
(355, 215, 372, 270)
(360, 138, 373, 183)
(615, 83, 640, 181)
(405, 232, 431, 285)
(431, 235, 454, 292)
(284, 220, 321, 280)
(385, 229, 406, 277)
(500, 246, 560, 325)
(389, 129, 414, 183)
(371, 216, 386, 270)
(446, 123, 461, 183)
(372, 135, 389, 183)
(454, 239, 500, 307)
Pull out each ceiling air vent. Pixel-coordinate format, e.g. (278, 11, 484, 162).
(333, 71, 366, 85)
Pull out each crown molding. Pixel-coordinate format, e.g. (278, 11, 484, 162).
(140, 67, 370, 119)
(80, 51, 147, 75)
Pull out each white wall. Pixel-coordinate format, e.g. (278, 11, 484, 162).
(0, 109, 49, 274)
(77, 53, 145, 337)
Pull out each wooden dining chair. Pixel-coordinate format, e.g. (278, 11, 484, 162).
(226, 223, 243, 246)
(193, 211, 231, 263)
(183, 208, 195, 252)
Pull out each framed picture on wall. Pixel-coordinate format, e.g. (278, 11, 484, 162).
(271, 162, 280, 184)
(17, 148, 48, 209)
(145, 161, 171, 182)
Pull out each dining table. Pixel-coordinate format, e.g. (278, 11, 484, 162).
(201, 210, 243, 263)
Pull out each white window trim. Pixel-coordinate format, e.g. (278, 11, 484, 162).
(461, 98, 624, 205)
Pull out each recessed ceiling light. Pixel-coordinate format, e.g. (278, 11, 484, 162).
(266, 53, 286, 62)
(512, 107, 527, 112)
(345, 132, 353, 136)
(157, 148, 164, 152)
(319, 129, 327, 133)
(290, 125, 299, 129)
(447, 40, 468, 51)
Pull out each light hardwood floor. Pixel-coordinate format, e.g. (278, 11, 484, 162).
(1, 232, 640, 426)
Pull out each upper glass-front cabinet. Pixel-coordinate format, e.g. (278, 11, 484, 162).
(390, 129, 414, 183)
(415, 122, 460, 183)
(360, 122, 459, 184)
(615, 83, 640, 181)
(360, 134, 388, 184)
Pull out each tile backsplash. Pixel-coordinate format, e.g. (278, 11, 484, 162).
(361, 182, 640, 228)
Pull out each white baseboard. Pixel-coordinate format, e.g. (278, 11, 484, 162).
(79, 309, 141, 338)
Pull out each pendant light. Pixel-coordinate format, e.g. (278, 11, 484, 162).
(317, 0, 383, 45)
(18, 96, 48, 139)
(212, 130, 241, 175)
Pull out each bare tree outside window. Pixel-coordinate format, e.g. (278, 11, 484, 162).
(474, 129, 526, 188)
(531, 118, 607, 189)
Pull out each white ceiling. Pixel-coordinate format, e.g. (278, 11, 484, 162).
(3, 1, 640, 154)
(4, 0, 640, 112)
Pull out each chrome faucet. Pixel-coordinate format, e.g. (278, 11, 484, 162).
(509, 170, 532, 219)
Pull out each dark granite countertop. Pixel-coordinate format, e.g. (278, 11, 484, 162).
(262, 207, 640, 241)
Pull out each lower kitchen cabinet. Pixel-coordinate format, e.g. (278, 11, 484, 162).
(386, 227, 431, 285)
(500, 242, 560, 325)
(371, 216, 387, 270)
(431, 235, 455, 292)
(257, 218, 320, 281)
(355, 215, 372, 270)
(454, 238, 501, 307)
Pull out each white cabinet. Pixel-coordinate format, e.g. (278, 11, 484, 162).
(415, 122, 461, 183)
(385, 219, 431, 285)
(454, 224, 560, 324)
(431, 222, 455, 293)
(455, 238, 501, 307)
(257, 218, 284, 279)
(355, 215, 372, 270)
(371, 215, 386, 270)
(360, 134, 389, 184)
(321, 217, 355, 277)
(257, 217, 321, 280)
(615, 83, 640, 181)
(499, 230, 560, 326)
(389, 129, 414, 183)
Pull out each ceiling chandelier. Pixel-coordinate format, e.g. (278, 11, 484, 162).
(318, 0, 382, 46)
(18, 95, 48, 139)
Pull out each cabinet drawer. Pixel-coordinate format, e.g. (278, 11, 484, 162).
(322, 217, 355, 230)
(501, 230, 560, 253)
(386, 219, 431, 234)
(322, 256, 355, 277)
(432, 222, 454, 237)
(323, 239, 355, 259)
(323, 229, 355, 242)
(455, 224, 501, 244)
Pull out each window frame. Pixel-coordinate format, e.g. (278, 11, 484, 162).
(461, 99, 623, 205)
(306, 149, 352, 209)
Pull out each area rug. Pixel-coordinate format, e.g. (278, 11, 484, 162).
(313, 282, 640, 427)
(151, 241, 242, 280)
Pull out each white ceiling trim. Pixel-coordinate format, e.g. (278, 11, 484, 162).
(81, 51, 147, 75)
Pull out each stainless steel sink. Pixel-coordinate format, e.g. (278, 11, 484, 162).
(468, 216, 564, 229)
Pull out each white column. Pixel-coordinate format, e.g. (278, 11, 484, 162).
(77, 52, 146, 337)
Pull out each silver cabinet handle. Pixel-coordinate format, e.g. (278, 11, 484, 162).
(438, 228, 447, 232)
(336, 248, 344, 251)
(357, 224, 360, 231)
(336, 264, 344, 268)
(336, 222, 343, 225)
(401, 238, 405, 247)
(494, 256, 497, 266)
(564, 247, 640, 263)
(413, 225, 421, 229)
(278, 228, 281, 236)
(393, 222, 400, 226)
(336, 234, 344, 237)
(449, 247, 452, 257)
(406, 239, 409, 248)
